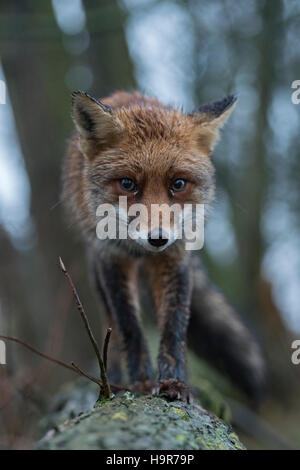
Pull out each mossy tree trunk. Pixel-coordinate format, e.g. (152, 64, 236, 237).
(37, 393, 245, 450)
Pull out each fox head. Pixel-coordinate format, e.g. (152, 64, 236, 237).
(70, 91, 236, 254)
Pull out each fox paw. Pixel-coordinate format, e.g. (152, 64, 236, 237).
(130, 380, 154, 395)
(152, 379, 191, 403)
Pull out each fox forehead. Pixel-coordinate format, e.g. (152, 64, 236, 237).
(72, 90, 236, 174)
(99, 91, 209, 157)
(91, 137, 212, 186)
(90, 106, 211, 182)
(115, 105, 197, 144)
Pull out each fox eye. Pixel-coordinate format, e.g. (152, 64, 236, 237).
(119, 177, 136, 192)
(170, 178, 186, 192)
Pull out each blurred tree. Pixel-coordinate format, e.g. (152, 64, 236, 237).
(0, 0, 136, 445)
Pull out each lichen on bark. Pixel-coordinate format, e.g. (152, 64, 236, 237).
(37, 392, 245, 450)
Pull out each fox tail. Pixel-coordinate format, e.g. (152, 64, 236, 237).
(188, 255, 266, 404)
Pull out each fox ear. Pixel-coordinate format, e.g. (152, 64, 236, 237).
(71, 91, 122, 157)
(191, 95, 237, 154)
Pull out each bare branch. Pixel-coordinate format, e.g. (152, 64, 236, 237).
(0, 335, 76, 373)
(0, 261, 122, 400)
(103, 328, 112, 372)
(0, 335, 99, 385)
(70, 362, 101, 387)
(0, 339, 124, 394)
(59, 257, 111, 398)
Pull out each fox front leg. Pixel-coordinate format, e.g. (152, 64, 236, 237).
(149, 255, 193, 402)
(95, 256, 153, 389)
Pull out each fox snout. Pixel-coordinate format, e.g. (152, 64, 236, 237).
(147, 228, 169, 248)
(132, 223, 175, 253)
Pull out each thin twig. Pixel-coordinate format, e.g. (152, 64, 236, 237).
(103, 328, 112, 372)
(59, 257, 111, 398)
(70, 362, 101, 387)
(0, 335, 124, 394)
(0, 335, 96, 381)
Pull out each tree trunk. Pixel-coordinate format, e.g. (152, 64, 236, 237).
(37, 391, 245, 450)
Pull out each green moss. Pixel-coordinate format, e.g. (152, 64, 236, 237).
(94, 396, 111, 408)
(112, 411, 128, 421)
(234, 441, 245, 450)
(171, 406, 190, 421)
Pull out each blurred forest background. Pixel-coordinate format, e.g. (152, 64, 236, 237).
(0, 0, 300, 450)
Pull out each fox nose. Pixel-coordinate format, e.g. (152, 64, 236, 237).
(148, 229, 168, 248)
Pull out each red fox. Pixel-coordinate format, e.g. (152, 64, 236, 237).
(63, 91, 265, 403)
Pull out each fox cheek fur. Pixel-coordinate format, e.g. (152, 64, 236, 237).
(62, 91, 266, 403)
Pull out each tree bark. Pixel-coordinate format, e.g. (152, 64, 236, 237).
(37, 391, 245, 450)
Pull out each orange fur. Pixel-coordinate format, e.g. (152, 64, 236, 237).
(63, 91, 236, 242)
(60, 91, 267, 404)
